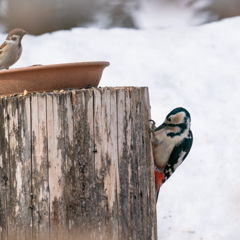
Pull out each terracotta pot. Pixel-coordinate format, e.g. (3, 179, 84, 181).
(0, 61, 110, 96)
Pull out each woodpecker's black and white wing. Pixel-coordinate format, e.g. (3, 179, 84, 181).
(163, 130, 193, 183)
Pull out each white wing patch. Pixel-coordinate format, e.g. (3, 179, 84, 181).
(173, 150, 186, 170)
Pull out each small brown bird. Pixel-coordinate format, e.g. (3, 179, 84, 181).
(0, 28, 27, 70)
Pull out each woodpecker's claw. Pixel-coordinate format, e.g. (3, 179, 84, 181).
(147, 119, 156, 134)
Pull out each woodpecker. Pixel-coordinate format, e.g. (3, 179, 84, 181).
(150, 107, 193, 201)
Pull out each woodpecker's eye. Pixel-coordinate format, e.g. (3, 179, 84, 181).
(168, 117, 172, 122)
(11, 36, 17, 41)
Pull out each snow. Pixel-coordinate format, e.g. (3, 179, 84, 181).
(1, 16, 240, 239)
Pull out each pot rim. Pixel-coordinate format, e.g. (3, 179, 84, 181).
(0, 61, 110, 75)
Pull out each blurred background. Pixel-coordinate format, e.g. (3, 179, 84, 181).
(1, 0, 240, 35)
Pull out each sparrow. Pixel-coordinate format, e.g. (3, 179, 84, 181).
(0, 28, 27, 70)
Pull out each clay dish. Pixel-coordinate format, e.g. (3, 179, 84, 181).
(0, 61, 110, 96)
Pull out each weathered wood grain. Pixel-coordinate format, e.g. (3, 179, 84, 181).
(0, 98, 9, 240)
(93, 88, 119, 240)
(47, 92, 69, 240)
(117, 88, 131, 240)
(101, 88, 119, 240)
(0, 96, 32, 240)
(130, 87, 143, 240)
(17, 96, 32, 240)
(142, 87, 157, 240)
(92, 88, 104, 239)
(7, 97, 19, 240)
(71, 89, 97, 239)
(141, 87, 157, 240)
(0, 87, 157, 240)
(71, 89, 85, 236)
(81, 89, 95, 238)
(107, 88, 119, 240)
(61, 92, 74, 239)
(31, 94, 49, 240)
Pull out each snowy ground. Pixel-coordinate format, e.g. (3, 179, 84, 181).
(1, 16, 240, 240)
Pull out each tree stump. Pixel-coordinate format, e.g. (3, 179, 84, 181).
(0, 87, 157, 240)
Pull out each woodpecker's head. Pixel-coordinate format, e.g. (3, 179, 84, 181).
(163, 107, 191, 137)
